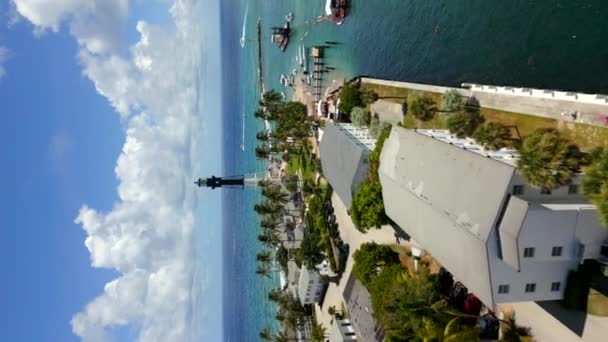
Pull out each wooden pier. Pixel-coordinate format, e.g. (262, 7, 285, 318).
(311, 46, 324, 102)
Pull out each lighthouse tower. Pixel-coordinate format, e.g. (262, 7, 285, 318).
(195, 170, 281, 190)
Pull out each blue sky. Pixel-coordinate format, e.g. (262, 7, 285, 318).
(0, 0, 222, 340)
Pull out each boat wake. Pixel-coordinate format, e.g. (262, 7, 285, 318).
(241, 111, 245, 151)
(240, 3, 248, 48)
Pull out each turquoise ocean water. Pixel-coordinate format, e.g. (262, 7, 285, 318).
(221, 1, 608, 341)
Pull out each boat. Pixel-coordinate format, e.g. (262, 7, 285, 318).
(298, 46, 304, 67)
(325, 41, 339, 45)
(271, 21, 290, 52)
(292, 69, 297, 76)
(280, 74, 292, 87)
(285, 12, 294, 22)
(302, 46, 307, 72)
(325, 0, 347, 25)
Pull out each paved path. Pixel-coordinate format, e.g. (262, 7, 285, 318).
(361, 78, 608, 128)
(501, 302, 608, 342)
(314, 192, 405, 332)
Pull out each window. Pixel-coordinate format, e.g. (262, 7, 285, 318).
(540, 188, 552, 195)
(523, 247, 535, 258)
(512, 185, 524, 195)
(551, 282, 561, 292)
(568, 184, 579, 194)
(498, 284, 510, 294)
(552, 246, 563, 257)
(525, 283, 536, 293)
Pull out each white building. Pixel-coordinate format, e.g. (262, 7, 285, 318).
(297, 265, 325, 305)
(329, 319, 358, 342)
(379, 127, 608, 308)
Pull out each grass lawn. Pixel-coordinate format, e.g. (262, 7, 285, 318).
(588, 289, 608, 317)
(363, 82, 608, 150)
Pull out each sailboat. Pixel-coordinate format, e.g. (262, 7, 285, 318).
(240, 4, 249, 48)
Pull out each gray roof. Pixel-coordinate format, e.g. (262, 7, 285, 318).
(378, 127, 516, 307)
(319, 123, 373, 207)
(343, 273, 384, 342)
(498, 196, 529, 271)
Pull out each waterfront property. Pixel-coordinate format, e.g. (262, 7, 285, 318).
(378, 127, 608, 308)
(297, 265, 326, 305)
(342, 272, 385, 342)
(319, 123, 377, 207)
(329, 319, 358, 342)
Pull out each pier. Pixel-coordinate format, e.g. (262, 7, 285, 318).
(257, 18, 265, 96)
(311, 47, 325, 102)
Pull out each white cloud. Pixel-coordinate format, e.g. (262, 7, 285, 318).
(13, 0, 205, 341)
(0, 46, 10, 79)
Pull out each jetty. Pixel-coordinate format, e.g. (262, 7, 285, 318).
(311, 47, 325, 102)
(257, 18, 265, 96)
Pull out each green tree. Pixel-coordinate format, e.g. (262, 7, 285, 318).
(582, 148, 608, 226)
(338, 84, 363, 114)
(256, 250, 272, 263)
(350, 181, 389, 230)
(255, 145, 271, 160)
(409, 95, 436, 121)
(473, 122, 512, 150)
(517, 129, 582, 191)
(310, 321, 327, 342)
(446, 109, 485, 138)
(440, 89, 464, 112)
(350, 106, 371, 127)
(300, 231, 325, 268)
(259, 327, 273, 341)
(258, 231, 280, 247)
(352, 243, 400, 286)
(401, 100, 408, 117)
(361, 88, 379, 105)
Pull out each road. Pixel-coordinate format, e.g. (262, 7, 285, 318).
(314, 192, 405, 332)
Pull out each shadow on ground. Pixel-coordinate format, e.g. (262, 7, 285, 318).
(537, 301, 587, 337)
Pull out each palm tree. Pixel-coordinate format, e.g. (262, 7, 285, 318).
(254, 108, 267, 120)
(256, 250, 272, 263)
(517, 129, 582, 191)
(259, 327, 273, 341)
(255, 265, 280, 278)
(258, 232, 279, 247)
(255, 145, 271, 160)
(262, 186, 290, 204)
(256, 130, 270, 141)
(418, 317, 479, 342)
(260, 216, 279, 230)
(328, 306, 337, 317)
(309, 321, 327, 342)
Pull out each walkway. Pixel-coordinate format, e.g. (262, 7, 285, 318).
(501, 302, 608, 342)
(361, 78, 608, 127)
(314, 192, 405, 332)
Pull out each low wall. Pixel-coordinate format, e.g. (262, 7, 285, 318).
(462, 83, 608, 106)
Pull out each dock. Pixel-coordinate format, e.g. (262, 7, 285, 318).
(311, 47, 325, 102)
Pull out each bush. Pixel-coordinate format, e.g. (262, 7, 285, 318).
(350, 107, 371, 127)
(440, 89, 464, 112)
(338, 84, 362, 114)
(473, 122, 512, 150)
(446, 109, 485, 138)
(369, 116, 391, 138)
(409, 95, 436, 121)
(350, 181, 389, 230)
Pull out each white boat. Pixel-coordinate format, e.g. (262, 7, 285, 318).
(302, 46, 307, 72)
(285, 12, 294, 22)
(292, 69, 297, 76)
(240, 3, 248, 48)
(299, 46, 304, 67)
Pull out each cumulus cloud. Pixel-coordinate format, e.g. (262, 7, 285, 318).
(13, 0, 205, 341)
(0, 46, 10, 79)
